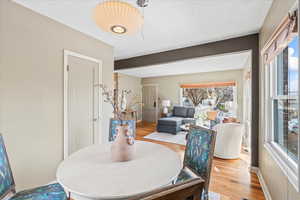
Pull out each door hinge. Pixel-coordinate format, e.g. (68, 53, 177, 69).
(67, 65, 70, 71)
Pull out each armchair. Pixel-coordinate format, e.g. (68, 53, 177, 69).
(214, 123, 244, 159)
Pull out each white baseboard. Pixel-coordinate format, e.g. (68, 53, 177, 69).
(250, 167, 272, 200)
(48, 180, 58, 184)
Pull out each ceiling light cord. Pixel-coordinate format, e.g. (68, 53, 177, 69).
(138, 0, 148, 40)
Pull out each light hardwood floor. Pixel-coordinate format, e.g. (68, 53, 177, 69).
(136, 121, 265, 200)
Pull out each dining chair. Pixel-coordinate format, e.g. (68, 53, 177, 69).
(0, 134, 67, 200)
(109, 119, 136, 141)
(176, 126, 217, 200)
(130, 177, 205, 200)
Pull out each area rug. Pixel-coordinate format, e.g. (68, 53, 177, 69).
(144, 131, 187, 145)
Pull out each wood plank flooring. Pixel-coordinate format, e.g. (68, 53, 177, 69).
(136, 122, 265, 200)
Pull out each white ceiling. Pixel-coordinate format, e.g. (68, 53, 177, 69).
(13, 0, 272, 60)
(116, 51, 251, 78)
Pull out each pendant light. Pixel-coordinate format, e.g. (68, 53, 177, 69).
(93, 0, 145, 35)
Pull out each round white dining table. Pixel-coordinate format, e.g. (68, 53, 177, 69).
(56, 141, 182, 200)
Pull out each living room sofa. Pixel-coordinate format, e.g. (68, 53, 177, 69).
(157, 106, 196, 134)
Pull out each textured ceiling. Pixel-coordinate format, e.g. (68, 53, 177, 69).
(13, 0, 272, 59)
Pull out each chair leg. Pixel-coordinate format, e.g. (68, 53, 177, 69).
(68, 192, 71, 200)
(201, 190, 208, 200)
(194, 189, 201, 200)
(11, 188, 16, 195)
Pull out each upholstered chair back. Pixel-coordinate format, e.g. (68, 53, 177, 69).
(0, 134, 15, 199)
(109, 119, 136, 142)
(183, 127, 216, 199)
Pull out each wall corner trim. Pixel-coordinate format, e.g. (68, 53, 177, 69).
(251, 167, 272, 200)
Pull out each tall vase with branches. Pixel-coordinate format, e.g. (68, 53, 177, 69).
(99, 84, 131, 125)
(99, 84, 138, 162)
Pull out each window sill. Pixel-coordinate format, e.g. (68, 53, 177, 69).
(264, 142, 299, 192)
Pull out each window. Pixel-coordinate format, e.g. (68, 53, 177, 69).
(263, 10, 299, 190)
(265, 35, 299, 190)
(180, 82, 238, 118)
(181, 86, 236, 107)
(270, 37, 299, 162)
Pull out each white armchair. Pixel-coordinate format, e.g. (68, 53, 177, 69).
(214, 123, 245, 159)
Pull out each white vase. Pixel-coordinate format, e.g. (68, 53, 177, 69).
(111, 124, 135, 162)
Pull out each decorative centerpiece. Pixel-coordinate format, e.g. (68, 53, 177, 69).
(100, 84, 139, 162)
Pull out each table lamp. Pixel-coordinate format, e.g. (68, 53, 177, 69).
(162, 100, 171, 114)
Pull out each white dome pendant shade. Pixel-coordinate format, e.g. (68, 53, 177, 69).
(93, 1, 144, 35)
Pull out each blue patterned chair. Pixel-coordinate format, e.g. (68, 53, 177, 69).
(0, 134, 67, 200)
(175, 126, 217, 200)
(109, 119, 136, 142)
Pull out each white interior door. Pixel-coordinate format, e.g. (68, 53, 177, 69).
(142, 85, 158, 123)
(64, 51, 102, 158)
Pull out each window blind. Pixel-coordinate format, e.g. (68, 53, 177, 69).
(262, 11, 298, 64)
(180, 81, 236, 89)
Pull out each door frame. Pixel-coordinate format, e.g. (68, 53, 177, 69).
(142, 84, 159, 122)
(63, 50, 103, 159)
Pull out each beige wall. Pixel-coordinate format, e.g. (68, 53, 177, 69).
(259, 0, 300, 199)
(0, 0, 113, 190)
(118, 73, 142, 121)
(142, 69, 244, 121)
